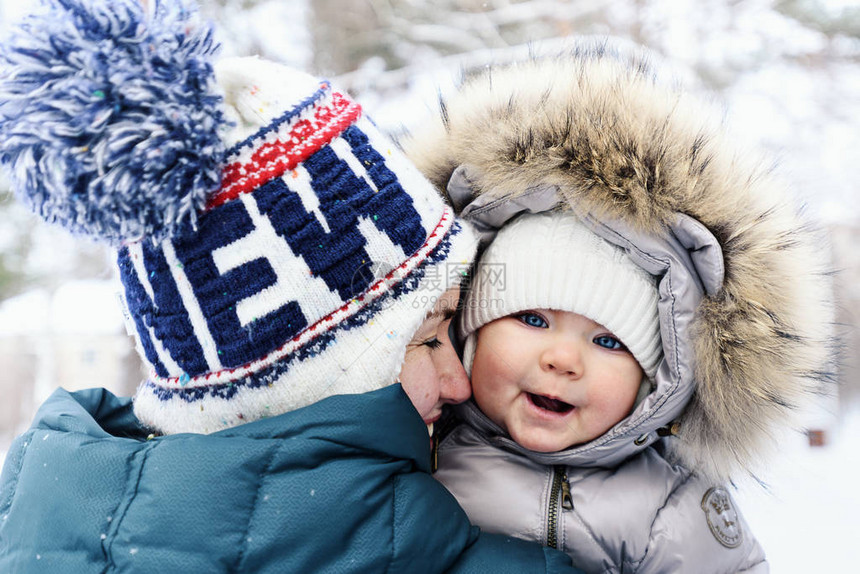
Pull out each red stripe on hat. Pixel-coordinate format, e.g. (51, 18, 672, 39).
(208, 92, 362, 210)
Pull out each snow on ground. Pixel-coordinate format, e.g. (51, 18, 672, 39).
(734, 406, 860, 571)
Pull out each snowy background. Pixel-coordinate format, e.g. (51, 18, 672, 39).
(1, 1, 859, 571)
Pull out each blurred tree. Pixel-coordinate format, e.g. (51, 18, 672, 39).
(0, 188, 111, 301)
(199, 0, 312, 68)
(0, 253, 23, 300)
(777, 0, 860, 38)
(309, 0, 385, 75)
(309, 0, 615, 76)
(0, 191, 30, 300)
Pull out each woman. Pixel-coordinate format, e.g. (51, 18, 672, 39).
(0, 1, 581, 572)
(1, 288, 578, 573)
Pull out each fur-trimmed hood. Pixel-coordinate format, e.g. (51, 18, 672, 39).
(402, 42, 836, 481)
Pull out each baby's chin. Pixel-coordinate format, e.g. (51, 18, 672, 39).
(509, 428, 582, 453)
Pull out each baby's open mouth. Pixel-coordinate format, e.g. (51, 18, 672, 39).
(527, 393, 575, 414)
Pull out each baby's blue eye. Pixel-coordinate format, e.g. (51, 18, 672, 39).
(594, 335, 625, 350)
(517, 312, 548, 328)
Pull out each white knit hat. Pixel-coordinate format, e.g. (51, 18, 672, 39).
(460, 211, 662, 379)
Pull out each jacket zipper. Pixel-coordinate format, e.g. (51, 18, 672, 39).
(546, 466, 573, 549)
(561, 470, 574, 510)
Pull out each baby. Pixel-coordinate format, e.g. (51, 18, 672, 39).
(406, 43, 831, 574)
(463, 213, 660, 456)
(434, 211, 767, 573)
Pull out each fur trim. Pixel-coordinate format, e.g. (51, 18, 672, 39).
(402, 42, 837, 481)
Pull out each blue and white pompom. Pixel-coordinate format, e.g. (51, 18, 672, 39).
(0, 0, 227, 245)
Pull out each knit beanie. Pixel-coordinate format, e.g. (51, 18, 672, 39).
(0, 0, 477, 434)
(460, 212, 662, 380)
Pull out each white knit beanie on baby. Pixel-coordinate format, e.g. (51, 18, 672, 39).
(460, 211, 663, 380)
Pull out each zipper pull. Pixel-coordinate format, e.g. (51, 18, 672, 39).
(561, 472, 573, 510)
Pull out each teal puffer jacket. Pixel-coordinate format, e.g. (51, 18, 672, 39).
(0, 385, 576, 574)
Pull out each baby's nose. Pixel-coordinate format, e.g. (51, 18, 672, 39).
(540, 340, 583, 377)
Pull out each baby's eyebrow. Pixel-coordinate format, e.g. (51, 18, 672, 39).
(426, 308, 457, 322)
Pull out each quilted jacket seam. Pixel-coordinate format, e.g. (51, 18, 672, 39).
(232, 443, 281, 573)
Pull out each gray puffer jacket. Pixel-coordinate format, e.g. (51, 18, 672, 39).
(435, 406, 766, 573)
(403, 42, 836, 573)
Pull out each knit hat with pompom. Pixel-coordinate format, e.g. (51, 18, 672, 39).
(0, 0, 476, 434)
